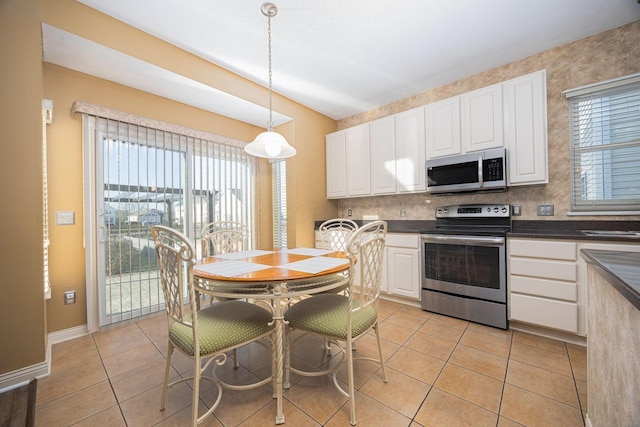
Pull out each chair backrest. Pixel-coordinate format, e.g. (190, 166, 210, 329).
(202, 221, 248, 257)
(318, 218, 358, 251)
(346, 220, 387, 309)
(151, 225, 198, 328)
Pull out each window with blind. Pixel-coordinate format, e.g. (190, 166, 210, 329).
(272, 159, 287, 248)
(566, 73, 640, 213)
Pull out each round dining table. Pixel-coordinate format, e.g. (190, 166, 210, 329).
(191, 247, 351, 425)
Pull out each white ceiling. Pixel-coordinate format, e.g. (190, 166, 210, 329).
(44, 0, 640, 126)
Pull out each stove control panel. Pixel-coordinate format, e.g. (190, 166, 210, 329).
(435, 204, 511, 218)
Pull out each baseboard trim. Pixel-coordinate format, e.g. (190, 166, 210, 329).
(584, 413, 592, 427)
(509, 321, 587, 346)
(0, 362, 48, 394)
(48, 325, 89, 346)
(0, 324, 89, 393)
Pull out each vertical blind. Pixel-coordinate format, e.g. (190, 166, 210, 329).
(76, 103, 256, 326)
(272, 159, 287, 248)
(566, 74, 640, 212)
(42, 101, 51, 300)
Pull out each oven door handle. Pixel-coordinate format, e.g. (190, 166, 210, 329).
(421, 235, 504, 246)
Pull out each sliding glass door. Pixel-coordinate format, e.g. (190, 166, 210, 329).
(83, 114, 254, 328)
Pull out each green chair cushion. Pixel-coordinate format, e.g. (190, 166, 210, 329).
(169, 300, 274, 356)
(284, 294, 377, 339)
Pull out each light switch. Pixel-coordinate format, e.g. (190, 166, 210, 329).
(56, 211, 75, 225)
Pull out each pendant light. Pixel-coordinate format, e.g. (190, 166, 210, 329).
(244, 2, 297, 159)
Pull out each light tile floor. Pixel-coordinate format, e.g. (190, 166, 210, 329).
(36, 299, 587, 426)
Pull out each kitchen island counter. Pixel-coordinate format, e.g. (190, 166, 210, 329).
(581, 248, 640, 427)
(580, 249, 640, 310)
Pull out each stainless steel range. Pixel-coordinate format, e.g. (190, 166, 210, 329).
(420, 204, 511, 329)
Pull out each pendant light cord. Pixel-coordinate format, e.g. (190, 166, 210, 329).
(267, 11, 273, 131)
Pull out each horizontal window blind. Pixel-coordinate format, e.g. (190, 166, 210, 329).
(567, 75, 640, 212)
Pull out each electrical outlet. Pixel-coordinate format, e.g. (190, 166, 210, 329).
(400, 208, 406, 217)
(64, 290, 76, 305)
(56, 211, 75, 225)
(347, 209, 352, 217)
(537, 204, 554, 216)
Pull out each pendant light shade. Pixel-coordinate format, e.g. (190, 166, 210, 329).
(245, 130, 296, 159)
(244, 2, 297, 160)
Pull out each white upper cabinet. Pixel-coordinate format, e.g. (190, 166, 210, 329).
(395, 107, 426, 192)
(370, 116, 397, 194)
(325, 123, 371, 198)
(326, 131, 347, 198)
(461, 84, 504, 152)
(503, 70, 548, 186)
(426, 97, 461, 159)
(326, 70, 549, 198)
(345, 123, 371, 196)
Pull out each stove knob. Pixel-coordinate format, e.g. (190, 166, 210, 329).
(502, 206, 508, 213)
(494, 207, 499, 213)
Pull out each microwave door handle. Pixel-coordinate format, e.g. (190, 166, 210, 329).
(478, 155, 484, 187)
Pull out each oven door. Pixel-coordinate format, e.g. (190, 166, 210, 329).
(420, 234, 506, 303)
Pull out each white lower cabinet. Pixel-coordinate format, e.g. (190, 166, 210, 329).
(509, 237, 640, 337)
(508, 238, 581, 335)
(383, 233, 421, 300)
(318, 230, 421, 300)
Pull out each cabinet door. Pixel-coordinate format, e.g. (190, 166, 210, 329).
(370, 116, 397, 194)
(395, 107, 426, 192)
(504, 70, 548, 186)
(345, 123, 371, 196)
(326, 131, 347, 198)
(462, 84, 504, 152)
(426, 97, 461, 158)
(387, 247, 420, 299)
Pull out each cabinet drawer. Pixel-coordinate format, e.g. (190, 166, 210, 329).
(510, 258, 577, 281)
(386, 233, 419, 248)
(510, 276, 577, 301)
(510, 294, 578, 333)
(509, 239, 577, 261)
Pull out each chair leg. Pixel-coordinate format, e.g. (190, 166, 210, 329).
(347, 335, 357, 426)
(324, 337, 332, 355)
(232, 348, 239, 368)
(284, 327, 291, 389)
(374, 323, 388, 383)
(192, 353, 201, 426)
(161, 341, 174, 411)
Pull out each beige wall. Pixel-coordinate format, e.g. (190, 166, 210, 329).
(0, 0, 47, 374)
(336, 20, 640, 222)
(39, 0, 338, 335)
(1, 0, 338, 376)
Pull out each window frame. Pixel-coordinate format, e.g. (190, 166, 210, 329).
(565, 72, 640, 215)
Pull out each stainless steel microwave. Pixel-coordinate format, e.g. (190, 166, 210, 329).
(426, 148, 507, 194)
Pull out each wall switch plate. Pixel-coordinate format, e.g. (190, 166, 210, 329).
(512, 204, 522, 216)
(64, 290, 76, 305)
(537, 204, 554, 216)
(56, 211, 75, 225)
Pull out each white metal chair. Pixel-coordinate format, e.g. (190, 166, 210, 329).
(151, 225, 275, 426)
(201, 221, 248, 258)
(318, 218, 358, 252)
(284, 220, 388, 426)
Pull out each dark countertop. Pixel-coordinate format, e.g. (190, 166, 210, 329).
(316, 219, 640, 242)
(509, 220, 640, 241)
(580, 249, 640, 311)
